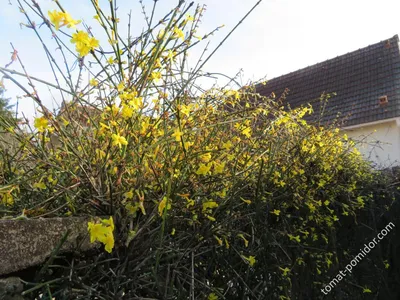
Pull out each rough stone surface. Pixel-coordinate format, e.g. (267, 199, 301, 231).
(0, 277, 24, 300)
(0, 217, 96, 276)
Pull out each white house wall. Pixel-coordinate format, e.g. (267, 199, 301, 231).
(343, 119, 400, 168)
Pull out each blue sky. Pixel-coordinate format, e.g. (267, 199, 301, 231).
(1, 0, 400, 120)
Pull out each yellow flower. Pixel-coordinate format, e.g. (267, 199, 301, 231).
(150, 71, 162, 81)
(214, 235, 223, 246)
(158, 196, 171, 216)
(288, 234, 301, 243)
(222, 141, 232, 150)
(103, 232, 114, 253)
(34, 117, 48, 132)
(87, 37, 99, 49)
(206, 215, 216, 221)
(48, 10, 80, 30)
(306, 202, 316, 213)
(138, 199, 146, 215)
(71, 31, 99, 57)
(128, 97, 143, 110)
(208, 293, 218, 300)
(166, 50, 176, 64)
(179, 104, 190, 117)
(241, 127, 251, 138)
(87, 222, 108, 243)
(202, 201, 218, 212)
(57, 117, 69, 126)
(48, 10, 64, 30)
(90, 78, 99, 86)
(106, 105, 120, 116)
(2, 193, 14, 206)
(271, 209, 281, 216)
(173, 27, 184, 40)
(224, 238, 230, 249)
(111, 134, 128, 148)
(62, 12, 81, 28)
(101, 216, 114, 231)
(200, 152, 212, 163)
(95, 149, 106, 160)
(71, 31, 89, 50)
(184, 141, 194, 149)
(157, 28, 166, 40)
(47, 175, 54, 184)
(240, 198, 251, 205)
(159, 91, 168, 99)
(74, 42, 90, 57)
(227, 89, 240, 100)
(384, 260, 390, 269)
(124, 190, 134, 199)
(248, 256, 256, 266)
(242, 255, 256, 267)
(238, 234, 249, 247)
(88, 218, 115, 253)
(172, 128, 183, 141)
(140, 119, 150, 135)
(213, 161, 225, 174)
(279, 266, 290, 276)
(196, 163, 211, 175)
(121, 105, 134, 119)
(33, 181, 46, 190)
(125, 203, 139, 216)
(276, 180, 286, 187)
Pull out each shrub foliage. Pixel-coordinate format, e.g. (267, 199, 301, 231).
(0, 1, 398, 299)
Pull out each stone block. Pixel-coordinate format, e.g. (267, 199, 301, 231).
(0, 217, 97, 276)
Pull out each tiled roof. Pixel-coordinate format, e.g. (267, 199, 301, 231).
(255, 35, 400, 127)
